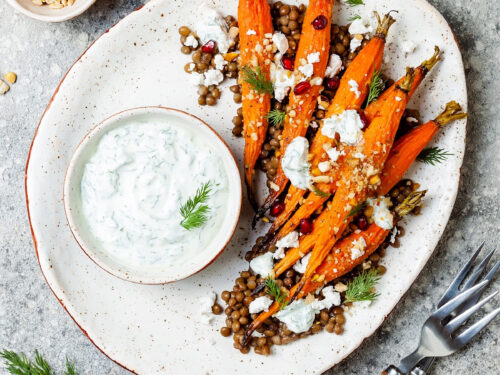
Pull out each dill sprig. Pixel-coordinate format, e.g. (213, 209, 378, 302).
(180, 181, 212, 230)
(266, 109, 286, 126)
(349, 14, 362, 22)
(241, 66, 274, 96)
(311, 185, 331, 198)
(345, 269, 381, 303)
(347, 201, 367, 218)
(265, 276, 288, 310)
(417, 147, 453, 165)
(366, 70, 384, 105)
(345, 0, 364, 7)
(0, 350, 79, 375)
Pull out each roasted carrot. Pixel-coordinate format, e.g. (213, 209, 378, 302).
(256, 47, 440, 254)
(239, 0, 274, 209)
(252, 0, 334, 224)
(292, 69, 415, 297)
(242, 190, 425, 344)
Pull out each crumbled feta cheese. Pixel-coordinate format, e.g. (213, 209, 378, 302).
(249, 296, 273, 314)
(282, 137, 311, 190)
(350, 37, 362, 52)
(190, 72, 205, 86)
(350, 237, 367, 260)
(246, 29, 257, 35)
(270, 62, 295, 102)
(185, 35, 199, 48)
(195, 4, 234, 53)
(401, 39, 417, 54)
(395, 96, 402, 102)
(354, 152, 366, 160)
(348, 79, 361, 98)
(348, 18, 374, 35)
(250, 252, 274, 276)
(326, 147, 342, 162)
(213, 54, 226, 70)
(407, 117, 418, 123)
(368, 196, 394, 230)
(276, 231, 300, 249)
(199, 291, 217, 324)
(272, 32, 289, 54)
(311, 121, 319, 129)
(318, 161, 332, 173)
(325, 54, 343, 77)
(274, 300, 315, 333)
(389, 226, 398, 244)
(273, 247, 286, 260)
(321, 110, 365, 145)
(307, 52, 321, 64)
(310, 286, 341, 311)
(299, 63, 314, 78)
(204, 69, 224, 86)
(293, 252, 311, 274)
(310, 77, 323, 86)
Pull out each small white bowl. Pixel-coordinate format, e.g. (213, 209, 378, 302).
(63, 107, 242, 284)
(6, 0, 96, 22)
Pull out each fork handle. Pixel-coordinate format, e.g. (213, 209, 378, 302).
(410, 357, 436, 375)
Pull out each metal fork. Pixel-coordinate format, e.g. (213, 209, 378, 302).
(383, 244, 500, 375)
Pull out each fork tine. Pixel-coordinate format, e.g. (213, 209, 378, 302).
(435, 280, 489, 319)
(445, 291, 498, 333)
(461, 249, 495, 291)
(455, 306, 500, 347)
(437, 242, 485, 307)
(458, 259, 500, 313)
(483, 259, 500, 282)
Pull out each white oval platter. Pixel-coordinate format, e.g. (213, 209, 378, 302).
(25, 0, 467, 374)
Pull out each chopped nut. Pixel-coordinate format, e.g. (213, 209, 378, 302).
(4, 72, 17, 84)
(0, 80, 9, 95)
(224, 52, 239, 62)
(228, 26, 239, 39)
(334, 282, 348, 293)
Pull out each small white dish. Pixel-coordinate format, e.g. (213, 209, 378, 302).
(6, 0, 96, 22)
(63, 107, 242, 284)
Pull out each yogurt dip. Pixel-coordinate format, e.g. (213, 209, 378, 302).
(80, 117, 230, 269)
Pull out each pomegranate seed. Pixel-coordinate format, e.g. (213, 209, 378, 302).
(299, 218, 313, 235)
(281, 55, 295, 71)
(202, 40, 217, 54)
(270, 201, 285, 217)
(293, 81, 311, 95)
(311, 15, 328, 30)
(359, 111, 369, 130)
(324, 77, 340, 91)
(357, 215, 368, 230)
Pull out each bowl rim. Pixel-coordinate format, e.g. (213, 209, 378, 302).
(62, 106, 243, 285)
(6, 0, 97, 22)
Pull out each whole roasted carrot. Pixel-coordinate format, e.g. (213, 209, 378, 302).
(239, 0, 274, 209)
(252, 0, 334, 224)
(253, 12, 396, 227)
(242, 190, 425, 344)
(271, 100, 466, 277)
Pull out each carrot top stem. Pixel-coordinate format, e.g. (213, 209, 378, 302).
(375, 11, 397, 38)
(435, 101, 468, 126)
(396, 67, 416, 92)
(421, 46, 441, 72)
(395, 190, 427, 217)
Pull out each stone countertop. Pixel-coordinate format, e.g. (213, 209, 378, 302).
(0, 0, 498, 374)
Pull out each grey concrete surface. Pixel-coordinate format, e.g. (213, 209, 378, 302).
(0, 0, 498, 374)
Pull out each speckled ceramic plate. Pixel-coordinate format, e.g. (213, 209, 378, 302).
(25, 0, 467, 374)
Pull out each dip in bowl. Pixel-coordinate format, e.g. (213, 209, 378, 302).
(64, 107, 242, 284)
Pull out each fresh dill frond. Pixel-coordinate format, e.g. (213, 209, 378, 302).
(417, 147, 453, 166)
(345, 0, 364, 7)
(1, 349, 32, 375)
(311, 185, 331, 198)
(241, 66, 274, 96)
(180, 181, 212, 230)
(345, 269, 381, 303)
(366, 70, 384, 105)
(347, 201, 367, 218)
(266, 109, 286, 126)
(64, 358, 79, 375)
(265, 276, 288, 310)
(33, 351, 55, 375)
(349, 14, 362, 21)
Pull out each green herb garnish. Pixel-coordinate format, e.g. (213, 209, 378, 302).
(349, 14, 362, 21)
(366, 70, 384, 105)
(241, 66, 274, 96)
(347, 201, 367, 218)
(180, 181, 212, 230)
(345, 269, 381, 303)
(311, 185, 331, 198)
(0, 350, 79, 375)
(265, 276, 288, 310)
(345, 0, 364, 7)
(266, 109, 286, 126)
(417, 147, 453, 165)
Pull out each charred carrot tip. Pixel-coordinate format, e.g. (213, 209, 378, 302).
(435, 101, 468, 126)
(375, 11, 397, 38)
(421, 46, 441, 72)
(395, 190, 427, 216)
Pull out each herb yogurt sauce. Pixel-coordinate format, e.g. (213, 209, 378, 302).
(80, 119, 229, 268)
